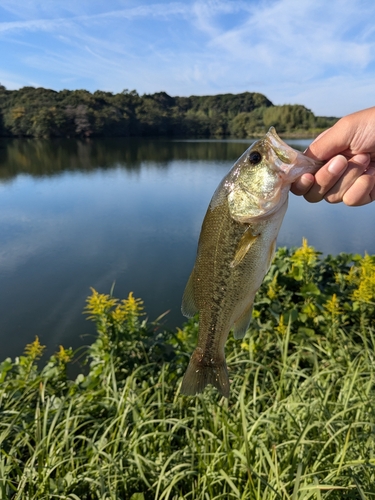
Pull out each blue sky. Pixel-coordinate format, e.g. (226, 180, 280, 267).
(1, 0, 375, 117)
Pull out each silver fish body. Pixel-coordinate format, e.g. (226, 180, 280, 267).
(180, 127, 321, 398)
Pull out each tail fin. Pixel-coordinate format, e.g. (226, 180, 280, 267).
(180, 348, 230, 398)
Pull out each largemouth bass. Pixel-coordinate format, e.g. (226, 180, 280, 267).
(180, 127, 322, 398)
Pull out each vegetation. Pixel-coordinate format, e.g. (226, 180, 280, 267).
(0, 85, 337, 139)
(1, 242, 375, 499)
(0, 137, 269, 181)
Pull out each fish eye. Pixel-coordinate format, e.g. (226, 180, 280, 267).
(248, 151, 262, 165)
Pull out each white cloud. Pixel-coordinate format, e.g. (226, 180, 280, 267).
(206, 0, 374, 73)
(0, 18, 64, 34)
(0, 0, 375, 115)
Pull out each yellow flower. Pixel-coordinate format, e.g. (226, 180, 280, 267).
(24, 336, 45, 361)
(291, 238, 319, 268)
(56, 345, 72, 364)
(84, 288, 118, 318)
(111, 292, 145, 324)
(347, 254, 375, 304)
(241, 339, 257, 354)
(241, 341, 249, 351)
(276, 315, 287, 335)
(345, 265, 357, 286)
(111, 305, 128, 324)
(267, 274, 279, 300)
(324, 293, 341, 317)
(252, 309, 260, 319)
(84, 288, 144, 332)
(120, 292, 144, 317)
(176, 327, 188, 343)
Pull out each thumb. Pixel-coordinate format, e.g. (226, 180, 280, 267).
(304, 126, 350, 162)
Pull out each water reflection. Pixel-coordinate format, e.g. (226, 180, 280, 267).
(0, 137, 373, 361)
(0, 138, 258, 179)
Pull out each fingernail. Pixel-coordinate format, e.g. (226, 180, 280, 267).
(327, 156, 347, 175)
(299, 174, 314, 188)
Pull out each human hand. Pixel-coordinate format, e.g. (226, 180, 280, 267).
(291, 107, 375, 206)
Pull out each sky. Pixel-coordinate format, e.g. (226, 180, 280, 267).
(0, 0, 375, 117)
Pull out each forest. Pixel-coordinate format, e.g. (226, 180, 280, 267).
(0, 85, 337, 138)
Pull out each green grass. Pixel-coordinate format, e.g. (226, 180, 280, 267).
(1, 243, 375, 499)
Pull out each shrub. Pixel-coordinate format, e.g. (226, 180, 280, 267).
(1, 243, 375, 499)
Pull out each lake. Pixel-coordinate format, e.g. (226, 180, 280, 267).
(0, 137, 374, 361)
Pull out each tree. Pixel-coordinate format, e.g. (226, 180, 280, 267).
(0, 87, 337, 138)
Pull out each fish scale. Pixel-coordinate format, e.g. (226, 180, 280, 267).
(180, 127, 322, 398)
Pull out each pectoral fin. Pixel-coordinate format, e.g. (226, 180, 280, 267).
(233, 301, 254, 339)
(181, 271, 199, 318)
(230, 228, 259, 268)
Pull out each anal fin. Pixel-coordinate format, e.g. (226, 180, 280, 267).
(233, 301, 254, 339)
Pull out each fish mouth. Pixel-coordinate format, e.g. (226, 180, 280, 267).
(265, 127, 323, 180)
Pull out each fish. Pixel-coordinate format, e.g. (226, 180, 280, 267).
(180, 127, 322, 398)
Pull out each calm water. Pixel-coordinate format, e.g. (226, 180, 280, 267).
(0, 137, 374, 360)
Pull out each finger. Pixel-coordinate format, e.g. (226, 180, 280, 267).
(305, 107, 375, 162)
(290, 173, 315, 196)
(303, 129, 330, 158)
(324, 153, 371, 203)
(342, 167, 375, 206)
(303, 155, 348, 203)
(304, 124, 351, 161)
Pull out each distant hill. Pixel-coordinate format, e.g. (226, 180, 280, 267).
(0, 85, 338, 138)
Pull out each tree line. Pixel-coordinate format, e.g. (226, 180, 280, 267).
(0, 85, 337, 138)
